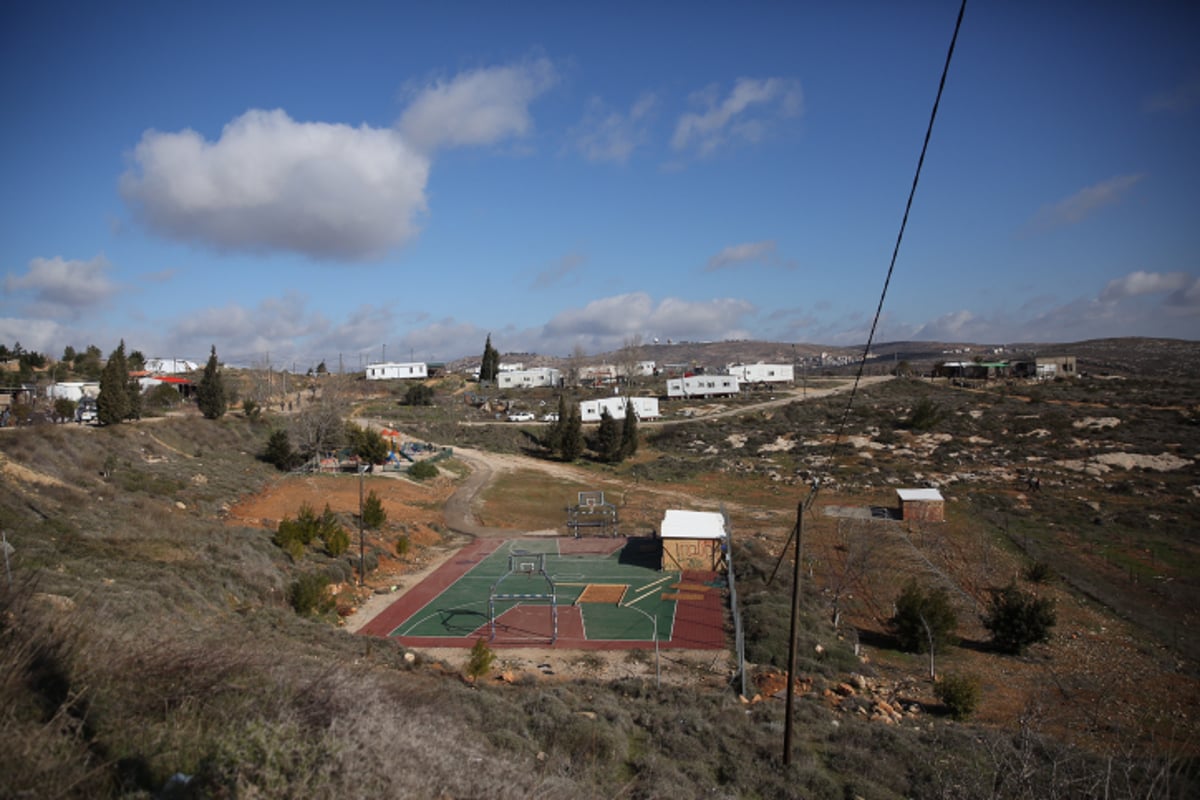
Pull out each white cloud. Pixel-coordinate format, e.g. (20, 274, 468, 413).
(398, 59, 558, 153)
(672, 77, 803, 157)
(910, 310, 980, 341)
(3, 255, 117, 316)
(0, 317, 71, 355)
(542, 292, 754, 352)
(572, 93, 656, 164)
(1030, 173, 1144, 230)
(705, 240, 795, 272)
(1098, 270, 1196, 304)
(120, 109, 430, 261)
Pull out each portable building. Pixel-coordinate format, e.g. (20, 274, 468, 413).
(666, 375, 740, 398)
(579, 396, 660, 422)
(497, 367, 562, 389)
(365, 362, 428, 380)
(727, 363, 794, 383)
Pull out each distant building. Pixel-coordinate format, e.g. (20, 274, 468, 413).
(666, 374, 740, 398)
(896, 488, 945, 522)
(1012, 355, 1077, 380)
(366, 362, 428, 380)
(46, 381, 99, 401)
(659, 509, 727, 572)
(579, 396, 660, 423)
(497, 367, 562, 389)
(144, 357, 199, 374)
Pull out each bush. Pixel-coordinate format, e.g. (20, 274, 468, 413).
(408, 460, 439, 481)
(1024, 560, 1053, 584)
(405, 383, 435, 406)
(288, 573, 333, 616)
(935, 673, 981, 720)
(890, 580, 958, 653)
(323, 525, 350, 557)
(263, 429, 298, 471)
(395, 535, 410, 559)
(983, 582, 1056, 654)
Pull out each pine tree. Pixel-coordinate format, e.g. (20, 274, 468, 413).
(197, 345, 227, 419)
(560, 400, 583, 462)
(96, 341, 130, 425)
(620, 405, 639, 459)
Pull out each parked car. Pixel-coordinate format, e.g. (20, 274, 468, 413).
(507, 411, 535, 422)
(541, 412, 559, 422)
(76, 398, 98, 423)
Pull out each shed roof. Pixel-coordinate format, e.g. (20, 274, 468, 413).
(896, 488, 944, 503)
(660, 509, 726, 540)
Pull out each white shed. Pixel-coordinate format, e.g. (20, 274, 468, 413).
(660, 509, 727, 572)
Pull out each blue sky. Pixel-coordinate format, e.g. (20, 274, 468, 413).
(2, 1, 1198, 369)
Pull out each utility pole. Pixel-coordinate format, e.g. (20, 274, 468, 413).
(358, 464, 366, 587)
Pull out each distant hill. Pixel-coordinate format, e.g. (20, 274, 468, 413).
(451, 337, 1199, 379)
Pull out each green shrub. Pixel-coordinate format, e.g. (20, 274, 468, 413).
(935, 673, 981, 720)
(395, 535, 410, 558)
(323, 525, 350, 557)
(465, 638, 495, 681)
(288, 573, 333, 616)
(409, 460, 439, 481)
(983, 582, 1056, 654)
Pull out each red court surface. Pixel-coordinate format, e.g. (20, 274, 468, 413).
(358, 537, 727, 650)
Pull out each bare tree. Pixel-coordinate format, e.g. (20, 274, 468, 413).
(292, 374, 351, 462)
(824, 518, 876, 630)
(616, 334, 644, 390)
(565, 342, 586, 388)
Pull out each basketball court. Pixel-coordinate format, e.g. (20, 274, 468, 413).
(358, 535, 727, 650)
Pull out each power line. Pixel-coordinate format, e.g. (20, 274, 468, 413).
(779, 0, 969, 766)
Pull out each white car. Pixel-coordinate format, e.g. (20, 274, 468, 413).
(507, 412, 535, 422)
(541, 412, 559, 422)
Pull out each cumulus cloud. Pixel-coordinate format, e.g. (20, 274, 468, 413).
(1030, 173, 1144, 230)
(572, 93, 656, 164)
(398, 59, 557, 153)
(672, 77, 802, 157)
(704, 240, 795, 272)
(1099, 270, 1200, 309)
(542, 292, 753, 351)
(0, 317, 71, 355)
(3, 255, 118, 316)
(121, 109, 430, 261)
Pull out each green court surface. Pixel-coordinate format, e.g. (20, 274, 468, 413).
(391, 538, 680, 642)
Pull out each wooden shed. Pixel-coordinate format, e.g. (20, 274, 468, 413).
(659, 509, 727, 572)
(896, 488, 945, 522)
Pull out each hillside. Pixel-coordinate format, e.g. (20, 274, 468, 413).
(2, 368, 1197, 798)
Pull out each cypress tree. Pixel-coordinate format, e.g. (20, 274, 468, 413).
(197, 345, 227, 419)
(596, 409, 622, 463)
(560, 400, 583, 462)
(480, 335, 500, 383)
(620, 405, 639, 459)
(96, 340, 130, 425)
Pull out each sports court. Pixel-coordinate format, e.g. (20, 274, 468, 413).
(359, 536, 727, 650)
